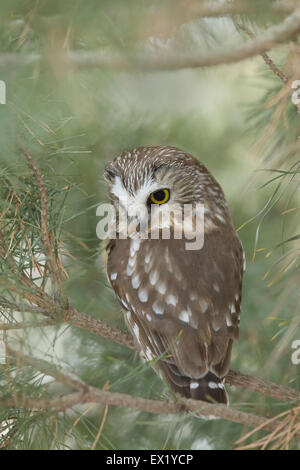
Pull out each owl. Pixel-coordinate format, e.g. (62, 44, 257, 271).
(103, 146, 244, 405)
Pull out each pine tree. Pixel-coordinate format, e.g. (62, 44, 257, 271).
(0, 0, 300, 450)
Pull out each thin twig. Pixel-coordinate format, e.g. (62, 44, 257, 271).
(6, 345, 88, 393)
(24, 151, 64, 293)
(235, 406, 300, 450)
(235, 406, 300, 444)
(0, 319, 56, 330)
(237, 23, 288, 84)
(63, 403, 96, 446)
(91, 381, 110, 450)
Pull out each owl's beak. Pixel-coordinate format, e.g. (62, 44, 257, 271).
(117, 201, 149, 237)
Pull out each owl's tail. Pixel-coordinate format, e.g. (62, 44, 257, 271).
(187, 371, 228, 405)
(159, 361, 228, 405)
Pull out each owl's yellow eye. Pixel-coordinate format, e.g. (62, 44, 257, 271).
(149, 188, 170, 205)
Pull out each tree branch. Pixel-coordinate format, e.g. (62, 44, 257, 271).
(1, 154, 299, 445)
(1, 389, 283, 433)
(2, 346, 285, 434)
(1, 8, 300, 71)
(225, 370, 298, 402)
(174, 0, 298, 19)
(64, 306, 135, 351)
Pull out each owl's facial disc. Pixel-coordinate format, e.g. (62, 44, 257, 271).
(109, 175, 176, 237)
(111, 175, 171, 213)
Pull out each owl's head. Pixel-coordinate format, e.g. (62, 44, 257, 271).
(104, 146, 229, 235)
(105, 145, 224, 201)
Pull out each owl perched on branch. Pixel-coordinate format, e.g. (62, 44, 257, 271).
(103, 146, 244, 405)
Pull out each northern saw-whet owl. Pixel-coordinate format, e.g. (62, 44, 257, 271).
(103, 146, 244, 405)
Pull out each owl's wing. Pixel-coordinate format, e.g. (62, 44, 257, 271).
(106, 230, 244, 403)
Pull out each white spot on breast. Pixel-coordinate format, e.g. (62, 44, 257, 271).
(213, 283, 220, 293)
(212, 323, 221, 332)
(110, 272, 117, 281)
(152, 301, 164, 315)
(130, 239, 141, 256)
(189, 291, 197, 301)
(131, 274, 141, 289)
(230, 303, 236, 314)
(128, 254, 137, 267)
(145, 347, 153, 361)
(125, 311, 131, 321)
(126, 262, 135, 277)
(145, 252, 152, 264)
(138, 288, 148, 303)
(179, 310, 190, 323)
(166, 294, 178, 306)
(133, 323, 140, 342)
(226, 317, 233, 327)
(146, 313, 152, 322)
(174, 270, 182, 282)
(144, 260, 153, 274)
(199, 299, 208, 312)
(164, 247, 172, 271)
(190, 381, 199, 389)
(149, 270, 159, 286)
(157, 282, 167, 295)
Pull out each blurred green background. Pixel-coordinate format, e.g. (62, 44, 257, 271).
(0, 0, 299, 450)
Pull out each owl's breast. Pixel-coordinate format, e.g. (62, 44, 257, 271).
(106, 229, 243, 337)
